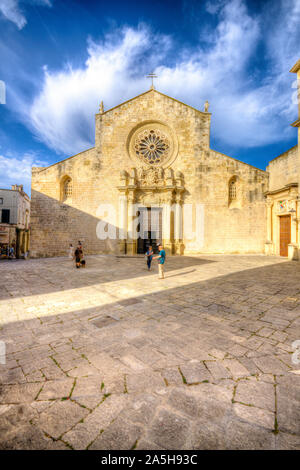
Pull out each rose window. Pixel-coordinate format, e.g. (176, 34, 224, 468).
(134, 129, 170, 165)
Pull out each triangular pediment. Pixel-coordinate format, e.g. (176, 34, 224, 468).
(99, 88, 210, 117)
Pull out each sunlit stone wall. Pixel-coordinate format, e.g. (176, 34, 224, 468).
(31, 89, 268, 257)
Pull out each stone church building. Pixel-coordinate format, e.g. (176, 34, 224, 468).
(31, 60, 300, 259)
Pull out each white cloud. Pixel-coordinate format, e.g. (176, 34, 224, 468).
(0, 0, 51, 29)
(14, 0, 300, 155)
(157, 0, 298, 147)
(28, 26, 171, 154)
(0, 0, 26, 29)
(0, 152, 49, 195)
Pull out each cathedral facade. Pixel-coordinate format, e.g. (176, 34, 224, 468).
(30, 60, 300, 259)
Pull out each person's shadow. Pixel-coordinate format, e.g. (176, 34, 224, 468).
(164, 269, 197, 278)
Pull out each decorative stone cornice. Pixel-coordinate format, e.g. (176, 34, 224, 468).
(290, 60, 300, 73)
(264, 182, 298, 196)
(291, 118, 300, 128)
(118, 167, 184, 193)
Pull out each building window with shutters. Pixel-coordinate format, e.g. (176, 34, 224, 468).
(61, 176, 72, 202)
(229, 177, 237, 203)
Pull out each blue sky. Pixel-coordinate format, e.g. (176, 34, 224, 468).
(0, 0, 299, 195)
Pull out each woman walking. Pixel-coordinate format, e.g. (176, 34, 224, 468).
(68, 243, 74, 260)
(74, 244, 82, 269)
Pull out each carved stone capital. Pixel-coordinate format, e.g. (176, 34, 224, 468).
(175, 193, 183, 204)
(129, 168, 137, 186)
(127, 189, 136, 204)
(266, 198, 273, 208)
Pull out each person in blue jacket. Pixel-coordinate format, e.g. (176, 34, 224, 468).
(145, 245, 153, 271)
(154, 244, 166, 279)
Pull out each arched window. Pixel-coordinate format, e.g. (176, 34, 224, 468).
(61, 176, 72, 201)
(229, 177, 237, 203)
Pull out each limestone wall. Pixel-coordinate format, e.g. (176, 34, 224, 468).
(266, 146, 298, 191)
(31, 89, 268, 257)
(185, 149, 268, 253)
(30, 148, 110, 257)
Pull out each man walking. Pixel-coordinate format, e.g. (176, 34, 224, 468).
(154, 244, 166, 279)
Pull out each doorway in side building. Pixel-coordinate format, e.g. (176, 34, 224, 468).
(279, 214, 291, 257)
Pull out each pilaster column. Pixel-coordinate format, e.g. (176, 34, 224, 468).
(162, 201, 171, 241)
(174, 193, 184, 254)
(288, 198, 298, 260)
(175, 200, 182, 240)
(162, 195, 173, 255)
(266, 200, 273, 242)
(127, 192, 136, 255)
(297, 195, 300, 249)
(118, 194, 127, 254)
(290, 199, 297, 244)
(265, 199, 274, 255)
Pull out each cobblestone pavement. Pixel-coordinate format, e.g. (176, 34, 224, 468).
(0, 254, 299, 450)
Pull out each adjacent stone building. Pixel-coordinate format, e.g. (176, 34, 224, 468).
(0, 184, 30, 258)
(30, 60, 299, 259)
(265, 59, 300, 259)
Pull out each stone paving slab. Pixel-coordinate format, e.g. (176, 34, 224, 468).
(0, 254, 300, 449)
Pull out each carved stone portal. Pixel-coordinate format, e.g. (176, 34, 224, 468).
(117, 167, 184, 255)
(137, 167, 165, 187)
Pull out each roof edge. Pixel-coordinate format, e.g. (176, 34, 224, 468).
(290, 59, 300, 73)
(267, 145, 298, 164)
(32, 147, 95, 173)
(264, 182, 298, 196)
(98, 88, 210, 117)
(210, 149, 267, 173)
(0, 188, 30, 199)
(291, 118, 300, 128)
